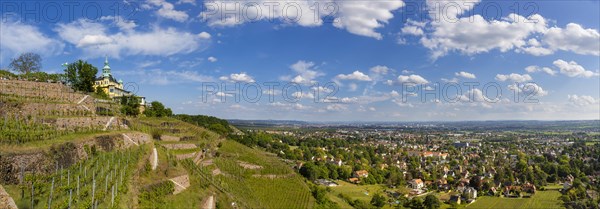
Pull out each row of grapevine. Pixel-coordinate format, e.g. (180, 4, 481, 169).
(0, 115, 104, 144)
(16, 145, 147, 209)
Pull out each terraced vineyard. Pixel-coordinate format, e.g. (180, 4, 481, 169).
(131, 118, 316, 209)
(0, 80, 124, 145)
(188, 140, 315, 209)
(4, 146, 148, 209)
(1, 79, 317, 209)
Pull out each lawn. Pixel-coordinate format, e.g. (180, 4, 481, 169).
(466, 191, 564, 209)
(329, 181, 387, 203)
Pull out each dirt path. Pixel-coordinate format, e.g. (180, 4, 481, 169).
(151, 148, 158, 170)
(0, 185, 18, 209)
(103, 116, 115, 131)
(201, 195, 215, 209)
(122, 134, 139, 146)
(76, 95, 89, 104)
(169, 175, 190, 195)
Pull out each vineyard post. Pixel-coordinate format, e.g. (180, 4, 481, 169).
(31, 182, 34, 209)
(92, 178, 96, 209)
(105, 174, 108, 193)
(48, 177, 54, 209)
(77, 175, 80, 197)
(68, 189, 72, 209)
(111, 185, 114, 207)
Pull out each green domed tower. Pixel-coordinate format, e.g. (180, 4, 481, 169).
(102, 55, 111, 77)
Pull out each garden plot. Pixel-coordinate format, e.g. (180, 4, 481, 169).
(162, 143, 197, 150)
(160, 135, 180, 141)
(53, 117, 126, 131)
(237, 161, 263, 170)
(176, 152, 197, 160)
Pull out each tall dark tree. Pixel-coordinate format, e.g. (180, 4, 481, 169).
(65, 60, 98, 92)
(120, 95, 140, 116)
(9, 52, 42, 74)
(370, 193, 387, 208)
(299, 162, 320, 181)
(424, 194, 441, 209)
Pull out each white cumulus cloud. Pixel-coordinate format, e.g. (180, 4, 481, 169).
(455, 71, 476, 79)
(200, 0, 404, 40)
(146, 0, 189, 22)
(495, 73, 533, 83)
(220, 72, 255, 82)
(552, 59, 599, 78)
(335, 71, 372, 81)
(0, 20, 64, 58)
(524, 65, 556, 76)
(397, 74, 429, 85)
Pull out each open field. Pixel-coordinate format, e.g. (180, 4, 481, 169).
(466, 191, 564, 209)
(329, 181, 387, 203)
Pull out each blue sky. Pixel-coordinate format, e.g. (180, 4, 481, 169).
(1, 0, 599, 121)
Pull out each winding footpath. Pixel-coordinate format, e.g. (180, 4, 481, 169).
(201, 195, 215, 209)
(0, 185, 17, 209)
(151, 148, 158, 170)
(103, 116, 115, 131)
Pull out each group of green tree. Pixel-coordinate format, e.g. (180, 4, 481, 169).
(1, 52, 63, 82)
(144, 101, 173, 117)
(175, 114, 233, 135)
(64, 59, 98, 92)
(3, 52, 97, 92)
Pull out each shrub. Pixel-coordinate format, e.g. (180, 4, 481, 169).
(151, 129, 163, 140)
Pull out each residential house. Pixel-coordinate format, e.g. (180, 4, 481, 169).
(409, 179, 424, 190)
(449, 195, 461, 204)
(464, 187, 478, 200)
(353, 170, 369, 178)
(522, 183, 536, 194)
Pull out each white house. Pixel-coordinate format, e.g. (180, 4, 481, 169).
(409, 179, 424, 190)
(464, 187, 478, 200)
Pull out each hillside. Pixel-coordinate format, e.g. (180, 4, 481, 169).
(0, 80, 315, 209)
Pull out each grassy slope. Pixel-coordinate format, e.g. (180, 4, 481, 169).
(466, 191, 563, 209)
(130, 117, 315, 209)
(210, 140, 316, 209)
(329, 180, 387, 203)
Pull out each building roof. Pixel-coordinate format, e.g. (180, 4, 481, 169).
(96, 74, 120, 83)
(355, 170, 369, 175)
(412, 179, 423, 184)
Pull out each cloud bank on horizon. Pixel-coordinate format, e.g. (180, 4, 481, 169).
(0, 0, 598, 121)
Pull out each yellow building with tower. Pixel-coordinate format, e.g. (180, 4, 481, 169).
(94, 56, 146, 111)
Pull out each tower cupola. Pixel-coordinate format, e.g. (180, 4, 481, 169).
(102, 55, 111, 77)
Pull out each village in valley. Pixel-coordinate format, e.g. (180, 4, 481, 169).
(232, 122, 600, 209)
